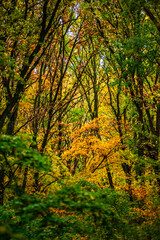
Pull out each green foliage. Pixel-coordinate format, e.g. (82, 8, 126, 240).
(0, 135, 51, 202)
(0, 0, 160, 239)
(0, 135, 50, 171)
(0, 181, 140, 240)
(67, 107, 86, 123)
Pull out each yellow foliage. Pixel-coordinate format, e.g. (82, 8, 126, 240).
(62, 117, 121, 176)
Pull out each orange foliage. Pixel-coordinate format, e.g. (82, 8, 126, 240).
(63, 117, 121, 175)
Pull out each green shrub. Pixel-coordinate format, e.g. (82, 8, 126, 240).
(0, 181, 139, 240)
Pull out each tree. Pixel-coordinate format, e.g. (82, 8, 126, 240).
(0, 0, 69, 134)
(0, 0, 76, 203)
(83, 0, 160, 193)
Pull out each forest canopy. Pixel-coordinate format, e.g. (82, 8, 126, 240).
(0, 0, 160, 239)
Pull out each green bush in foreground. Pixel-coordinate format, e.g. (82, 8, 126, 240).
(0, 181, 138, 240)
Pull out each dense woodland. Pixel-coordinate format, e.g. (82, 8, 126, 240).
(0, 0, 160, 239)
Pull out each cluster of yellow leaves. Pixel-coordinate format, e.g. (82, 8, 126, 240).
(62, 117, 120, 172)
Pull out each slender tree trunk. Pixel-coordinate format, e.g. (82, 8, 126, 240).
(121, 162, 133, 201)
(0, 166, 5, 205)
(57, 114, 62, 157)
(106, 162, 114, 189)
(6, 103, 19, 135)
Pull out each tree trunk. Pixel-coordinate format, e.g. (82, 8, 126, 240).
(106, 162, 114, 189)
(0, 167, 5, 205)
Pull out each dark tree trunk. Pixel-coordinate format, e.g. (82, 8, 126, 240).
(6, 103, 19, 135)
(0, 167, 5, 205)
(106, 163, 114, 189)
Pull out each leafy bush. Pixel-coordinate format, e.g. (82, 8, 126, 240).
(0, 134, 51, 201)
(0, 181, 139, 240)
(0, 135, 50, 171)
